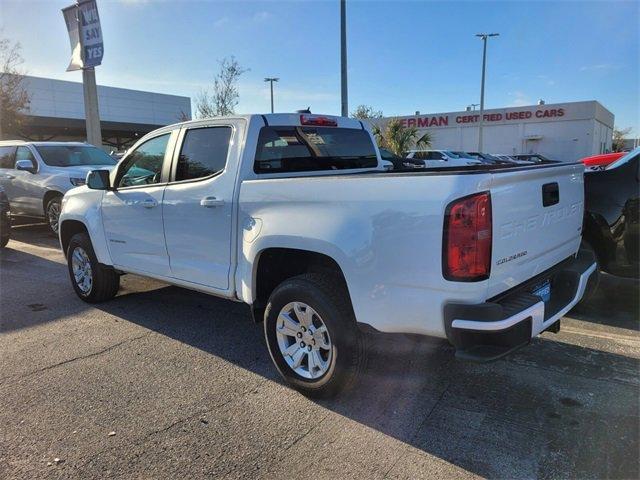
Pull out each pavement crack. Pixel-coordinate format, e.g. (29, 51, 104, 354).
(0, 332, 153, 383)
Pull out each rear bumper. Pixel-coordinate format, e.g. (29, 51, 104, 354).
(443, 249, 597, 361)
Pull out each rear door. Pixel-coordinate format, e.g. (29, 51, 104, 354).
(487, 163, 585, 297)
(162, 122, 240, 291)
(102, 131, 177, 276)
(0, 146, 17, 207)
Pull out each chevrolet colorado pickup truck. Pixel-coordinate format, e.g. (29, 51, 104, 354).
(59, 113, 596, 397)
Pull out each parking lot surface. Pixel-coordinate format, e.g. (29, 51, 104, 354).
(1, 224, 638, 479)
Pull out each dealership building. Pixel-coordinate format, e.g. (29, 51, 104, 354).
(6, 75, 191, 150)
(372, 101, 614, 161)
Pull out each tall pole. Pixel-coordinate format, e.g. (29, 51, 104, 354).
(340, 0, 348, 117)
(264, 77, 279, 113)
(476, 33, 499, 152)
(82, 67, 103, 147)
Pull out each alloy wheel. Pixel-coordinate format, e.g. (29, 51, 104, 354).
(275, 301, 332, 379)
(71, 246, 93, 294)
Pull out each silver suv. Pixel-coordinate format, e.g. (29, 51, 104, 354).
(0, 141, 117, 234)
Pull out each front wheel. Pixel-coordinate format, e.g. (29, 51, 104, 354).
(263, 273, 365, 398)
(67, 232, 120, 303)
(46, 195, 62, 235)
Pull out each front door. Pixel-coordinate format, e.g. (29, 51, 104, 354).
(12, 146, 43, 216)
(162, 124, 237, 290)
(102, 132, 176, 277)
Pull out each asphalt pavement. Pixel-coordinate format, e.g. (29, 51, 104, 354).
(1, 223, 638, 479)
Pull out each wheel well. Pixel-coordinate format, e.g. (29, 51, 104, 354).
(43, 190, 63, 213)
(252, 248, 348, 322)
(60, 220, 88, 257)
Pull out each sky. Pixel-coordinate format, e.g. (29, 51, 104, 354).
(1, 0, 638, 133)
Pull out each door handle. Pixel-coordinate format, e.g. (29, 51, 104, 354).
(200, 196, 225, 208)
(141, 198, 158, 208)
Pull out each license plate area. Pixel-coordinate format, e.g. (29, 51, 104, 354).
(530, 279, 551, 303)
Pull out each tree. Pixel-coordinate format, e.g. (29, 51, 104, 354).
(195, 56, 248, 118)
(371, 118, 432, 156)
(0, 35, 30, 139)
(612, 126, 632, 152)
(350, 104, 383, 120)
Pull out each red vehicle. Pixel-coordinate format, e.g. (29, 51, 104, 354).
(581, 151, 626, 168)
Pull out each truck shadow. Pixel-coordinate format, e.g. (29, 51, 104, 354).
(93, 280, 639, 479)
(570, 273, 639, 332)
(7, 222, 60, 250)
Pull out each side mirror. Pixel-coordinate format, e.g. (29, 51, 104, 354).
(87, 169, 112, 190)
(15, 160, 36, 174)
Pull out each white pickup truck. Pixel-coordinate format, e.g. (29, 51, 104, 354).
(59, 113, 596, 397)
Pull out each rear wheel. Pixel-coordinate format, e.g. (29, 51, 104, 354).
(46, 195, 62, 235)
(67, 232, 120, 303)
(263, 273, 365, 398)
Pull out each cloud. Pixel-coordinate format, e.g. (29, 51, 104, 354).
(579, 63, 620, 72)
(252, 11, 274, 23)
(536, 75, 556, 86)
(118, 0, 150, 5)
(507, 91, 531, 107)
(213, 16, 230, 28)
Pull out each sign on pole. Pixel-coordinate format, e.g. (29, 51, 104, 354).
(62, 0, 104, 71)
(62, 0, 104, 146)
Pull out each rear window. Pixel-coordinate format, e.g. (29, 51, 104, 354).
(254, 126, 377, 174)
(35, 145, 117, 167)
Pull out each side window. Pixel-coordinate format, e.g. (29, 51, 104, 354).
(413, 151, 428, 159)
(0, 146, 16, 169)
(118, 134, 170, 188)
(15, 147, 37, 168)
(175, 127, 232, 182)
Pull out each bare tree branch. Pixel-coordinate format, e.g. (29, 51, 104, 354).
(196, 56, 248, 118)
(0, 34, 31, 138)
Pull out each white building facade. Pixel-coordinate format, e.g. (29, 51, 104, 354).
(8, 75, 191, 149)
(372, 101, 614, 161)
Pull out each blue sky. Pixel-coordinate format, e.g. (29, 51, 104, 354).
(1, 0, 638, 133)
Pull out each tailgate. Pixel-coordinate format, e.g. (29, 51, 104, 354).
(488, 163, 584, 298)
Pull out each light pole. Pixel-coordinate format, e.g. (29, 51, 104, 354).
(340, 0, 348, 117)
(264, 77, 279, 113)
(475, 33, 499, 152)
(468, 103, 480, 111)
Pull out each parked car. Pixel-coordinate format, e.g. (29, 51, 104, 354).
(512, 153, 556, 163)
(59, 113, 595, 397)
(465, 152, 512, 165)
(492, 154, 534, 165)
(583, 148, 639, 281)
(0, 141, 117, 234)
(581, 151, 626, 169)
(405, 150, 482, 168)
(379, 148, 426, 170)
(0, 185, 10, 248)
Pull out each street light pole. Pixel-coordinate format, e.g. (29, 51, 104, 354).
(264, 77, 279, 113)
(476, 33, 499, 152)
(340, 0, 348, 117)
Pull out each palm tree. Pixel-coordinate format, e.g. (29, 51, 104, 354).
(371, 118, 433, 156)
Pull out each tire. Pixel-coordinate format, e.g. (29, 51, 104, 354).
(579, 240, 600, 304)
(263, 273, 365, 398)
(46, 195, 63, 236)
(67, 232, 120, 303)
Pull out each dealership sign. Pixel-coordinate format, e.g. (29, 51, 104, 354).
(396, 107, 567, 129)
(62, 0, 104, 71)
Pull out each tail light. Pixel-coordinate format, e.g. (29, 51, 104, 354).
(443, 192, 492, 281)
(300, 114, 337, 127)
